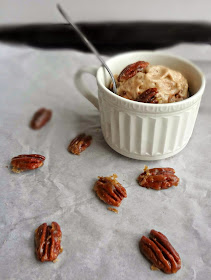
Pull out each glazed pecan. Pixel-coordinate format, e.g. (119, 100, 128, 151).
(140, 229, 181, 274)
(136, 88, 158, 103)
(35, 222, 62, 262)
(11, 154, 45, 173)
(118, 61, 149, 82)
(94, 174, 127, 207)
(138, 167, 179, 190)
(68, 133, 92, 155)
(30, 108, 52, 129)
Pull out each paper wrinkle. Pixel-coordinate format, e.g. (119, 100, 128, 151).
(0, 42, 211, 280)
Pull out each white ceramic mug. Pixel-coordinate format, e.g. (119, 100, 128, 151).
(75, 51, 205, 160)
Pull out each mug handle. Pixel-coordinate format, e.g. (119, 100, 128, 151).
(74, 66, 99, 110)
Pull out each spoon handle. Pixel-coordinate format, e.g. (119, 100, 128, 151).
(57, 4, 117, 94)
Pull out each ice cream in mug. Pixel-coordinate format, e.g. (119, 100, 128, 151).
(109, 61, 189, 103)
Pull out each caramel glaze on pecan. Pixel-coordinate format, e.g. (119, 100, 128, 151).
(30, 108, 52, 130)
(11, 154, 45, 173)
(138, 167, 179, 190)
(68, 133, 92, 155)
(94, 174, 127, 207)
(118, 61, 149, 82)
(107, 207, 119, 214)
(35, 222, 62, 262)
(140, 229, 181, 274)
(136, 88, 158, 103)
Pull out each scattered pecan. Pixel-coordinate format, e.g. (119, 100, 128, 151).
(68, 133, 92, 155)
(138, 167, 179, 190)
(136, 88, 158, 103)
(94, 174, 127, 207)
(30, 108, 52, 129)
(118, 61, 149, 82)
(35, 222, 63, 262)
(11, 154, 45, 173)
(140, 229, 181, 274)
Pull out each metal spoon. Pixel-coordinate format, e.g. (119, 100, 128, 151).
(57, 4, 117, 94)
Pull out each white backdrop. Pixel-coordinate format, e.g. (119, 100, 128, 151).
(0, 0, 210, 25)
(0, 42, 211, 280)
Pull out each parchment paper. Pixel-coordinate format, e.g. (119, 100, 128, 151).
(0, 42, 211, 280)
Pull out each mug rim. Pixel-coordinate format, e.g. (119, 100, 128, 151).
(96, 51, 206, 107)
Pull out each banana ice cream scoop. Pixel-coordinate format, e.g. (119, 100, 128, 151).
(110, 61, 189, 103)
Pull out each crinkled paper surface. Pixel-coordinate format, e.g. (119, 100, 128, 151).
(0, 42, 211, 280)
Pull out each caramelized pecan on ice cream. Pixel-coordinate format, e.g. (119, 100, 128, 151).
(109, 61, 189, 103)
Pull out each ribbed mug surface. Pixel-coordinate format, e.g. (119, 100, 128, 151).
(99, 90, 201, 160)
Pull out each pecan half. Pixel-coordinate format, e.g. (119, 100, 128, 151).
(138, 167, 179, 190)
(136, 88, 158, 103)
(94, 174, 127, 207)
(140, 229, 181, 274)
(35, 222, 62, 262)
(118, 61, 149, 82)
(68, 133, 92, 155)
(11, 154, 45, 173)
(30, 108, 52, 129)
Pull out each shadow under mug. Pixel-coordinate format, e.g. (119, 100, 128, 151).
(74, 51, 206, 160)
